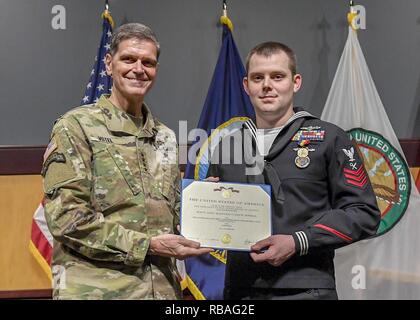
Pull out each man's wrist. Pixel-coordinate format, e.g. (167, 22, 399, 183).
(292, 231, 309, 256)
(147, 236, 157, 256)
(125, 236, 150, 266)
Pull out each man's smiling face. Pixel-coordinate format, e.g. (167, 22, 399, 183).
(105, 38, 158, 101)
(243, 51, 301, 119)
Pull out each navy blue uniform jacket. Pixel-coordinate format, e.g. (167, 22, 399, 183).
(207, 110, 381, 289)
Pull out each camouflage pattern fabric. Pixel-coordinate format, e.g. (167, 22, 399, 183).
(42, 95, 181, 300)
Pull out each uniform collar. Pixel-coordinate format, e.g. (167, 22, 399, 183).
(97, 94, 157, 138)
(244, 107, 316, 139)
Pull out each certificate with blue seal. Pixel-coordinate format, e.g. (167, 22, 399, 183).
(180, 179, 272, 251)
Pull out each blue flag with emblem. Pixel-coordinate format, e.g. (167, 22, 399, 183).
(81, 9, 114, 104)
(183, 14, 255, 300)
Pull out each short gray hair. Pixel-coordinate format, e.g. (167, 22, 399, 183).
(109, 23, 160, 59)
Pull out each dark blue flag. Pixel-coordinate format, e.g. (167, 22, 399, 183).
(184, 20, 254, 180)
(183, 17, 255, 300)
(81, 10, 114, 104)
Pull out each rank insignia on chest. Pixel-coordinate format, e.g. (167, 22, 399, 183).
(291, 129, 325, 142)
(98, 136, 113, 144)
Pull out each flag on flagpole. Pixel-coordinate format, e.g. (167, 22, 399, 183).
(81, 9, 114, 105)
(29, 201, 53, 281)
(29, 9, 114, 281)
(183, 14, 254, 300)
(409, 167, 420, 192)
(416, 170, 420, 192)
(321, 7, 420, 299)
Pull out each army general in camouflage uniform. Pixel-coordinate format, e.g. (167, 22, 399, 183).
(42, 23, 212, 300)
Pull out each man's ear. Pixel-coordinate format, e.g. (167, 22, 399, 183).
(105, 53, 113, 76)
(293, 73, 302, 93)
(243, 77, 250, 96)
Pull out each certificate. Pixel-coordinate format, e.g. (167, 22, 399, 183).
(180, 179, 272, 251)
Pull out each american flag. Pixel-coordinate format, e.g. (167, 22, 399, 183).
(29, 10, 114, 282)
(81, 11, 113, 104)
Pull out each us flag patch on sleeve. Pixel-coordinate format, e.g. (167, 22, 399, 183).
(43, 139, 57, 163)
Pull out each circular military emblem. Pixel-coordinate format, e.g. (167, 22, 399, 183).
(297, 148, 309, 158)
(348, 128, 411, 236)
(295, 156, 310, 169)
(221, 234, 232, 244)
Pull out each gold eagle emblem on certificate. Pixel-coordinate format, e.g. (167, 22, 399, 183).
(221, 234, 232, 244)
(213, 186, 239, 199)
(222, 189, 232, 198)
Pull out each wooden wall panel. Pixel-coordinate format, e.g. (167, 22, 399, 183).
(0, 175, 51, 291)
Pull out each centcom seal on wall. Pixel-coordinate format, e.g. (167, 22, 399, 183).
(348, 128, 411, 236)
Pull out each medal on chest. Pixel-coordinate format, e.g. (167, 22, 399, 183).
(293, 139, 314, 169)
(291, 127, 324, 169)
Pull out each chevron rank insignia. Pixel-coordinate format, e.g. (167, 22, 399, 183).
(342, 146, 367, 188)
(343, 166, 368, 189)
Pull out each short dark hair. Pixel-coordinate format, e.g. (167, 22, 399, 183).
(245, 41, 297, 75)
(109, 23, 160, 59)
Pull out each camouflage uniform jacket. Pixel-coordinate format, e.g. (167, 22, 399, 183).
(42, 95, 181, 299)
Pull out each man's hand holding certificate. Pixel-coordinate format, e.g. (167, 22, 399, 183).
(180, 179, 272, 251)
